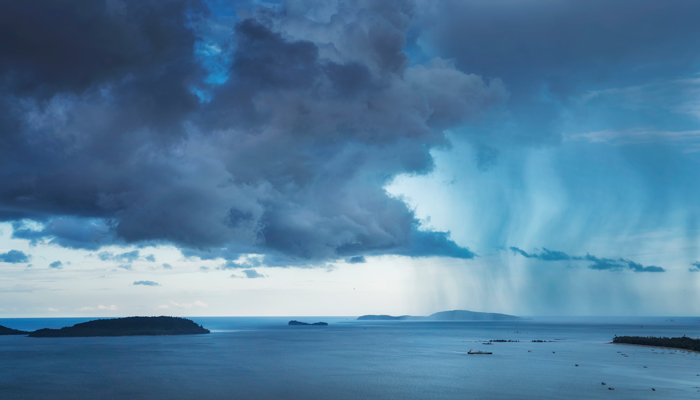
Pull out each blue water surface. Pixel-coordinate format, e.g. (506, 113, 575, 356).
(1, 316, 699, 399)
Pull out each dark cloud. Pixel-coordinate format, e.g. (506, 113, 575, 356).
(0, 250, 30, 263)
(421, 0, 700, 93)
(689, 262, 700, 272)
(133, 280, 160, 286)
(49, 260, 63, 269)
(626, 260, 664, 273)
(0, 0, 206, 97)
(0, 1, 502, 266)
(347, 256, 366, 264)
(583, 254, 626, 271)
(509, 247, 570, 261)
(162, 263, 173, 270)
(11, 219, 114, 250)
(510, 247, 665, 273)
(117, 264, 132, 271)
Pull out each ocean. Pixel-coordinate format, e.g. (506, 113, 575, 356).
(1, 317, 698, 399)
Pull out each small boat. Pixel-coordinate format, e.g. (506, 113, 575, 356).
(468, 349, 493, 354)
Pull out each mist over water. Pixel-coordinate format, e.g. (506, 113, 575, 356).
(1, 317, 699, 399)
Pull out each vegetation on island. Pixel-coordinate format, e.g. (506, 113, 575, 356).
(0, 325, 28, 335)
(288, 320, 328, 326)
(28, 316, 210, 337)
(613, 335, 700, 352)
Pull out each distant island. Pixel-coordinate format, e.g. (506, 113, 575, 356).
(28, 316, 210, 337)
(613, 335, 700, 352)
(288, 320, 328, 326)
(357, 310, 522, 321)
(0, 325, 28, 335)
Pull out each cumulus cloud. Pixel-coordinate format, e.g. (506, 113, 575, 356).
(690, 262, 700, 272)
(49, 260, 63, 269)
(0, 0, 504, 266)
(133, 280, 160, 286)
(231, 269, 266, 279)
(510, 247, 665, 273)
(98, 250, 154, 263)
(218, 256, 263, 270)
(0, 250, 30, 263)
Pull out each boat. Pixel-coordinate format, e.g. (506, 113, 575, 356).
(468, 349, 493, 354)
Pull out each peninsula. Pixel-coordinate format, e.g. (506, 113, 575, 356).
(28, 316, 210, 337)
(0, 324, 28, 335)
(289, 320, 328, 326)
(612, 335, 700, 352)
(357, 310, 522, 321)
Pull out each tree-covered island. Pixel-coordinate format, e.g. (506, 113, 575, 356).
(613, 335, 700, 352)
(0, 325, 28, 335)
(28, 316, 210, 337)
(288, 320, 328, 326)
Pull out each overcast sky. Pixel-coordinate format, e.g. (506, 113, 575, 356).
(1, 0, 700, 317)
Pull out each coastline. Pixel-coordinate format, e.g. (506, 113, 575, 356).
(610, 342, 700, 354)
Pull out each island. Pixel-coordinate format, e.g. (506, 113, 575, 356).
(357, 310, 522, 321)
(288, 320, 328, 326)
(612, 335, 700, 352)
(0, 324, 28, 335)
(28, 316, 210, 337)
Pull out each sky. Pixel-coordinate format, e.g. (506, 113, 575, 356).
(1, 0, 700, 317)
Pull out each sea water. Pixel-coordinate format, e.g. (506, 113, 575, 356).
(1, 317, 699, 399)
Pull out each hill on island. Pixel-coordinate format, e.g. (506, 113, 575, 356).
(0, 325, 28, 335)
(357, 310, 522, 321)
(28, 316, 210, 337)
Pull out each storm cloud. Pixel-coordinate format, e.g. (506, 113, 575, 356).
(0, 0, 504, 266)
(510, 247, 665, 273)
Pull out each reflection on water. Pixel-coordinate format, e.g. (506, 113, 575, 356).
(1, 317, 699, 399)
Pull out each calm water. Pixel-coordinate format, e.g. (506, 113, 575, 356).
(1, 317, 699, 399)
